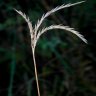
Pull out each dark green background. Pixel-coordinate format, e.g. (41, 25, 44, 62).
(0, 0, 96, 96)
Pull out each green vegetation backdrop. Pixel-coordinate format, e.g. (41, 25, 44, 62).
(0, 0, 96, 96)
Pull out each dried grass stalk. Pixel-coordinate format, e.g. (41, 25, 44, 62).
(14, 1, 87, 96)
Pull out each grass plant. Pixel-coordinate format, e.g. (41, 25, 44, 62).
(14, 1, 87, 96)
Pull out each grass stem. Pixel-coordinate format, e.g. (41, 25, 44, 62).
(32, 48, 40, 96)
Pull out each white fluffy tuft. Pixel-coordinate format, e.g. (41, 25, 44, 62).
(14, 1, 87, 49)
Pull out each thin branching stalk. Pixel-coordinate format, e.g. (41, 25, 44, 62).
(34, 1, 85, 35)
(14, 1, 87, 96)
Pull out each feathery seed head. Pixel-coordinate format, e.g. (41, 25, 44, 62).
(14, 1, 87, 50)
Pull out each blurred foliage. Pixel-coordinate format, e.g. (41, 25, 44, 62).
(0, 0, 96, 96)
